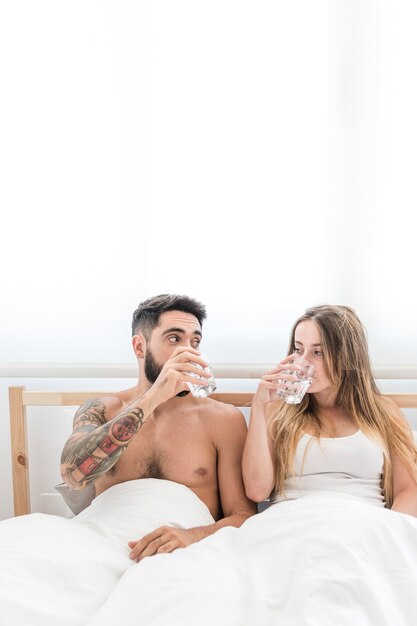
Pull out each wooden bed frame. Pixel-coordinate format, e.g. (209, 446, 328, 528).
(8, 386, 417, 517)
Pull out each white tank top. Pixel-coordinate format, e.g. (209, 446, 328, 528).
(272, 430, 385, 507)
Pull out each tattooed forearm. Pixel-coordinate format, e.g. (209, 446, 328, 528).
(61, 400, 145, 489)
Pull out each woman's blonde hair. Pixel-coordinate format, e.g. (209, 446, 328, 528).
(269, 305, 417, 507)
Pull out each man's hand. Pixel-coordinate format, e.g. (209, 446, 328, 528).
(148, 348, 211, 404)
(128, 525, 206, 562)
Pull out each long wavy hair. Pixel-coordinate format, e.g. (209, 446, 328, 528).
(269, 305, 417, 507)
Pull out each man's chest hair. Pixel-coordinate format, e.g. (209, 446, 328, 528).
(120, 423, 216, 483)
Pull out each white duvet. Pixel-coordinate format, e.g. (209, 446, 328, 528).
(0, 479, 214, 626)
(86, 492, 417, 626)
(1, 482, 417, 626)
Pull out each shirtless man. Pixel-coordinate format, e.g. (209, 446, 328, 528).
(60, 294, 256, 562)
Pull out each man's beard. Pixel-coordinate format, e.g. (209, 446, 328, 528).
(144, 348, 190, 397)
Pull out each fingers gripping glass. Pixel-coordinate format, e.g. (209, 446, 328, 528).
(187, 352, 217, 398)
(271, 356, 315, 405)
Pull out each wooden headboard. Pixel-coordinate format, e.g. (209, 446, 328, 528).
(8, 386, 417, 517)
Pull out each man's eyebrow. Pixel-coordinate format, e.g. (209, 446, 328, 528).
(295, 340, 322, 347)
(162, 327, 202, 337)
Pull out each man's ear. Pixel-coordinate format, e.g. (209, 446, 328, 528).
(132, 333, 146, 359)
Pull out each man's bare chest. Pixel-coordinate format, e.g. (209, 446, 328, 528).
(104, 412, 217, 486)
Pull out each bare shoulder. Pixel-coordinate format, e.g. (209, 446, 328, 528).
(198, 397, 247, 438)
(200, 396, 245, 418)
(73, 391, 127, 427)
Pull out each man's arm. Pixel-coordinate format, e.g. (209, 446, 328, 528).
(208, 404, 258, 529)
(60, 396, 151, 489)
(128, 405, 257, 561)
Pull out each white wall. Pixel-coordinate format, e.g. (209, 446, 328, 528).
(0, 0, 344, 367)
(1, 1, 417, 369)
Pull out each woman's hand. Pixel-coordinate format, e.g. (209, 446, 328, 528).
(252, 354, 300, 409)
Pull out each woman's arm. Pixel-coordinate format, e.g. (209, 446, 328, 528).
(242, 363, 286, 503)
(380, 397, 417, 517)
(242, 395, 276, 503)
(391, 452, 417, 517)
(243, 358, 298, 502)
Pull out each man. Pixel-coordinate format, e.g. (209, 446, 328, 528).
(61, 294, 256, 561)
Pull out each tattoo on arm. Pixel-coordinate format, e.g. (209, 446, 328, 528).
(61, 399, 145, 489)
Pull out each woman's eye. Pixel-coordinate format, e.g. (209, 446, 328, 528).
(294, 348, 302, 353)
(315, 351, 322, 356)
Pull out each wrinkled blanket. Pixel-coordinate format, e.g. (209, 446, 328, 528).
(0, 479, 214, 625)
(85, 493, 417, 626)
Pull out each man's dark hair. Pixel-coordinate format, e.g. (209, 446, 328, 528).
(132, 294, 207, 338)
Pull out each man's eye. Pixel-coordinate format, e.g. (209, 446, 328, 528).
(168, 336, 179, 343)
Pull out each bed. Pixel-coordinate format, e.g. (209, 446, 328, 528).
(3, 386, 417, 626)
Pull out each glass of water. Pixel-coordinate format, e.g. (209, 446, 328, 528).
(187, 352, 217, 398)
(272, 356, 315, 405)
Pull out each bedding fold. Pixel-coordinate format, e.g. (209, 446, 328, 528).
(0, 479, 214, 626)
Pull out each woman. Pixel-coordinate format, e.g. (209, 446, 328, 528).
(243, 304, 417, 516)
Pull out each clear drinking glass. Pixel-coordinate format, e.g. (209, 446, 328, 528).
(272, 356, 315, 404)
(187, 352, 217, 398)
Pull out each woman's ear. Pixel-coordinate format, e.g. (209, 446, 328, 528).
(132, 333, 145, 359)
